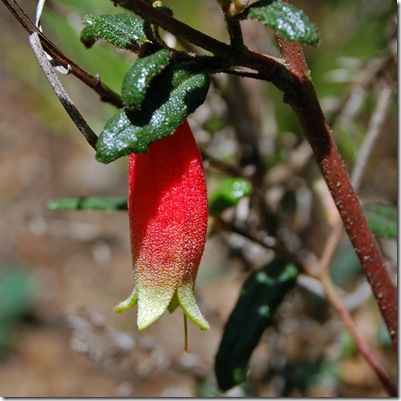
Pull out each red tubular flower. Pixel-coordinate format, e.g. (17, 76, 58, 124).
(115, 120, 209, 331)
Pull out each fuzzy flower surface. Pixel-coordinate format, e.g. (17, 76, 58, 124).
(115, 120, 209, 331)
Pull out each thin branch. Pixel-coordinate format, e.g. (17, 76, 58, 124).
(113, 0, 233, 56)
(201, 150, 246, 178)
(1, 0, 123, 108)
(318, 83, 394, 278)
(327, 53, 395, 128)
(217, 0, 245, 51)
(351, 84, 393, 189)
(29, 32, 98, 150)
(222, 67, 264, 80)
(319, 274, 397, 396)
(213, 216, 283, 255)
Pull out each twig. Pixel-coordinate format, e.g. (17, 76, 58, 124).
(319, 274, 397, 396)
(1, 0, 123, 108)
(217, 0, 245, 50)
(318, 83, 394, 277)
(327, 54, 395, 128)
(29, 32, 98, 150)
(113, 0, 233, 56)
(213, 216, 305, 265)
(201, 150, 246, 178)
(350, 84, 393, 189)
(222, 67, 264, 80)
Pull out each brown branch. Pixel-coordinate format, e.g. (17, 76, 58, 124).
(212, 216, 297, 260)
(111, 0, 291, 85)
(319, 273, 397, 396)
(275, 36, 397, 350)
(29, 32, 98, 150)
(350, 84, 393, 189)
(217, 0, 245, 50)
(1, 0, 123, 108)
(113, 0, 233, 56)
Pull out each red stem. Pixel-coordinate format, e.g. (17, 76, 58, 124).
(319, 274, 397, 396)
(276, 36, 397, 349)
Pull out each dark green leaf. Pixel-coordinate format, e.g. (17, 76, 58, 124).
(96, 62, 210, 163)
(0, 266, 35, 353)
(80, 26, 97, 49)
(215, 258, 300, 391)
(209, 178, 252, 216)
(81, 14, 149, 50)
(0, 266, 35, 324)
(122, 49, 172, 110)
(246, 0, 320, 46)
(48, 196, 128, 211)
(376, 321, 392, 348)
(363, 203, 397, 239)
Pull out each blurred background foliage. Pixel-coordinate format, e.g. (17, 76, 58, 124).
(0, 0, 397, 397)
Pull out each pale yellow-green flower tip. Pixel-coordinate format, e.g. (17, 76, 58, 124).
(114, 283, 209, 332)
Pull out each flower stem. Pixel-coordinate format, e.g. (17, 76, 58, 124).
(184, 313, 189, 354)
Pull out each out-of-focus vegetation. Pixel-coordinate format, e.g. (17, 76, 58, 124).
(0, 0, 396, 397)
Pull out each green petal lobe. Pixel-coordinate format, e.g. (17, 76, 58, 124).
(177, 283, 209, 331)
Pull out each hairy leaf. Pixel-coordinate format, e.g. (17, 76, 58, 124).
(80, 26, 98, 49)
(48, 196, 127, 211)
(363, 203, 397, 239)
(81, 14, 149, 50)
(122, 49, 172, 110)
(246, 0, 320, 46)
(215, 258, 300, 391)
(209, 178, 252, 216)
(96, 62, 210, 163)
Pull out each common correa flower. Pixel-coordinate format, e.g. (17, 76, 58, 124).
(115, 120, 209, 333)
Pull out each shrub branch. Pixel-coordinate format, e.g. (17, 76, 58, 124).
(275, 36, 397, 350)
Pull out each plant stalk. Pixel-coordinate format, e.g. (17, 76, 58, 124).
(319, 273, 397, 396)
(276, 36, 397, 349)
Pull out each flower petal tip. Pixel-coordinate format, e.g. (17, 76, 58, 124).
(114, 287, 138, 313)
(136, 285, 176, 331)
(178, 284, 209, 331)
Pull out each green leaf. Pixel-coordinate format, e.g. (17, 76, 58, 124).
(209, 178, 253, 216)
(0, 266, 36, 353)
(376, 321, 392, 348)
(246, 0, 320, 46)
(80, 26, 97, 49)
(215, 258, 300, 391)
(122, 49, 172, 110)
(96, 62, 210, 163)
(363, 203, 397, 239)
(48, 196, 128, 211)
(81, 14, 149, 50)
